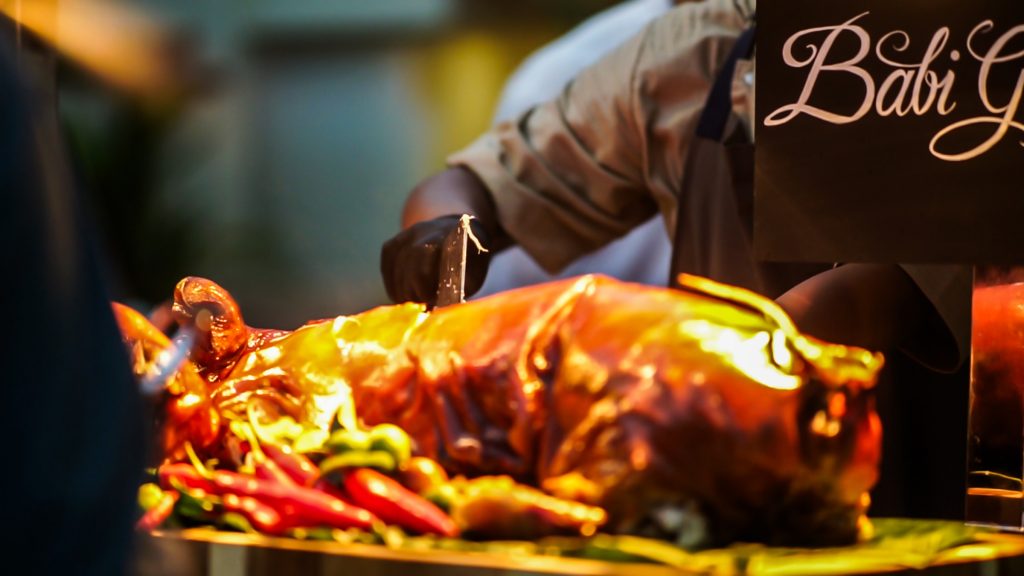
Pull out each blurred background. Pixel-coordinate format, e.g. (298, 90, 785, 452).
(14, 0, 619, 328)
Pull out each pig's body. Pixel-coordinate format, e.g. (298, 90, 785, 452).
(132, 274, 884, 546)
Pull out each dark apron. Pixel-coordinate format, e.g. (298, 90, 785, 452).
(668, 26, 828, 298)
(667, 26, 969, 520)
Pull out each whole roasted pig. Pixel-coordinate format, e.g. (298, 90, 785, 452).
(115, 274, 883, 547)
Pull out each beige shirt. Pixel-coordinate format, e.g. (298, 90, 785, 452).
(448, 0, 970, 371)
(450, 0, 750, 272)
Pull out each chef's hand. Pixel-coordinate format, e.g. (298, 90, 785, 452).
(381, 214, 492, 306)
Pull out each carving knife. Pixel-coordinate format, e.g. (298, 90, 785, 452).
(435, 214, 474, 308)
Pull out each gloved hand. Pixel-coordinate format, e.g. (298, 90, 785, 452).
(381, 214, 492, 306)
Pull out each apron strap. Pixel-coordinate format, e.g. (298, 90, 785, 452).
(670, 22, 830, 295)
(695, 25, 756, 142)
(669, 24, 756, 289)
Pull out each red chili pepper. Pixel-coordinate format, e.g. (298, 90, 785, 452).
(344, 468, 459, 537)
(263, 444, 319, 486)
(221, 493, 289, 535)
(160, 462, 377, 530)
(159, 463, 215, 493)
(252, 454, 297, 487)
(136, 490, 179, 531)
(314, 478, 365, 508)
(210, 470, 378, 530)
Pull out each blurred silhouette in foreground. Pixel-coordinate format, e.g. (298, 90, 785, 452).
(1, 19, 145, 576)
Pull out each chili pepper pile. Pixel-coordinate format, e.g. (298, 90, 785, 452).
(136, 416, 607, 543)
(137, 421, 441, 537)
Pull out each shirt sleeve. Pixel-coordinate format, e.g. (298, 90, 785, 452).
(448, 0, 746, 273)
(898, 264, 972, 373)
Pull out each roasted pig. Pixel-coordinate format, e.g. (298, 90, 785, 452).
(116, 274, 883, 547)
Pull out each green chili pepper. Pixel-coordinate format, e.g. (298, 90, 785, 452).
(138, 483, 165, 511)
(290, 527, 338, 541)
(368, 424, 412, 466)
(169, 479, 218, 524)
(220, 512, 257, 534)
(293, 429, 329, 453)
(320, 450, 397, 474)
(136, 489, 179, 531)
(326, 428, 372, 453)
(422, 483, 458, 512)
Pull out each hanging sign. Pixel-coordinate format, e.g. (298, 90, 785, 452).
(756, 0, 1024, 263)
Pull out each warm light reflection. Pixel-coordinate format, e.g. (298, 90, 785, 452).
(675, 274, 884, 390)
(771, 329, 793, 371)
(1, 0, 184, 97)
(179, 392, 203, 409)
(683, 320, 802, 391)
(810, 410, 841, 438)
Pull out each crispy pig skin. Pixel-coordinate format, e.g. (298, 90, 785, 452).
(133, 274, 884, 546)
(397, 275, 881, 545)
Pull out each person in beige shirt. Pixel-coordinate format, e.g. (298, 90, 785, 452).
(476, 0, 685, 298)
(381, 0, 969, 374)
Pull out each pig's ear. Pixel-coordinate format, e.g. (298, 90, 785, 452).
(172, 276, 247, 369)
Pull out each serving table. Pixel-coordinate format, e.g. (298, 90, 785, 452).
(133, 519, 1024, 576)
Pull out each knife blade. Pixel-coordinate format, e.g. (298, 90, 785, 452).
(435, 214, 474, 308)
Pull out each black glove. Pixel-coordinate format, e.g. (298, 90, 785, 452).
(381, 214, 492, 306)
